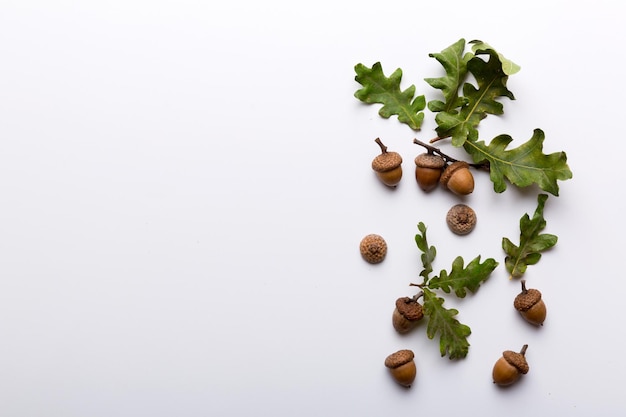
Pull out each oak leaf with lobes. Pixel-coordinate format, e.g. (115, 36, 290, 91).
(413, 222, 498, 360)
(469, 40, 521, 76)
(354, 62, 426, 130)
(422, 288, 471, 360)
(428, 255, 498, 298)
(424, 38, 471, 114)
(502, 194, 558, 278)
(430, 47, 515, 147)
(464, 129, 572, 196)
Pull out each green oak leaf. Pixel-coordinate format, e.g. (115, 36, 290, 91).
(422, 288, 471, 359)
(463, 128, 573, 196)
(415, 222, 436, 281)
(502, 194, 558, 278)
(428, 255, 499, 298)
(425, 38, 472, 113)
(354, 62, 426, 130)
(469, 40, 521, 75)
(434, 49, 515, 146)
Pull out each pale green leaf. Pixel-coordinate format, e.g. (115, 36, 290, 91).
(469, 39, 521, 75)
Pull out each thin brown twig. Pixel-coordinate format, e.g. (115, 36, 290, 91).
(413, 138, 490, 171)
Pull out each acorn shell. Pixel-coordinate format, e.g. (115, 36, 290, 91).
(384, 349, 416, 387)
(414, 153, 445, 191)
(440, 161, 474, 195)
(392, 297, 424, 334)
(446, 204, 477, 235)
(414, 153, 445, 170)
(514, 288, 542, 311)
(372, 151, 402, 173)
(514, 286, 546, 326)
(359, 234, 387, 264)
(492, 346, 529, 386)
(492, 357, 521, 386)
(384, 349, 414, 369)
(502, 350, 529, 375)
(395, 297, 424, 321)
(372, 151, 403, 187)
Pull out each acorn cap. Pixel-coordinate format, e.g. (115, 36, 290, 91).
(414, 153, 445, 169)
(372, 152, 402, 172)
(514, 288, 542, 312)
(359, 234, 387, 264)
(440, 161, 470, 188)
(446, 204, 477, 235)
(395, 297, 424, 321)
(502, 348, 529, 374)
(384, 349, 414, 369)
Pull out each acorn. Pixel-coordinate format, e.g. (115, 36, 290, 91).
(371, 138, 402, 188)
(384, 349, 416, 387)
(392, 296, 424, 334)
(440, 161, 474, 195)
(414, 153, 445, 191)
(514, 280, 547, 326)
(492, 345, 529, 386)
(446, 204, 477, 235)
(359, 234, 387, 264)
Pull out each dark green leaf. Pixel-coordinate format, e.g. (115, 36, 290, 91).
(502, 194, 558, 278)
(425, 38, 472, 113)
(463, 128, 573, 195)
(428, 255, 498, 298)
(422, 288, 471, 359)
(354, 62, 426, 130)
(434, 49, 514, 146)
(415, 222, 436, 282)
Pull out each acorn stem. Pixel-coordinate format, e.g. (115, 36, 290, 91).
(375, 137, 388, 154)
(520, 279, 528, 294)
(413, 138, 490, 171)
(520, 344, 528, 356)
(411, 290, 424, 301)
(413, 138, 440, 155)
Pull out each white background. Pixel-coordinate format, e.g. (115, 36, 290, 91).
(1, 1, 623, 416)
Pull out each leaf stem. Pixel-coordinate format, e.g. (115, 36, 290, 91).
(429, 136, 447, 143)
(413, 138, 490, 171)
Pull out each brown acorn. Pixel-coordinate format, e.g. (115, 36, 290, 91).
(440, 161, 474, 195)
(371, 138, 402, 188)
(414, 153, 445, 192)
(492, 345, 529, 386)
(446, 204, 477, 235)
(359, 234, 387, 264)
(514, 280, 547, 326)
(384, 349, 416, 387)
(392, 296, 424, 334)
